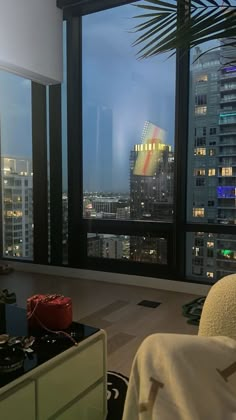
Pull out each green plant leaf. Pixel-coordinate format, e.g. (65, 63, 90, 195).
(132, 0, 236, 59)
(134, 4, 175, 12)
(133, 13, 172, 31)
(133, 15, 177, 49)
(132, 12, 170, 19)
(133, 15, 176, 46)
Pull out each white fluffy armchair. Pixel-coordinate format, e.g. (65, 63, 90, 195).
(198, 273, 236, 340)
(122, 275, 236, 420)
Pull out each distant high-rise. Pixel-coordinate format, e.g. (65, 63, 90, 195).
(83, 104, 113, 192)
(188, 41, 236, 281)
(130, 121, 174, 221)
(129, 121, 173, 264)
(1, 156, 33, 259)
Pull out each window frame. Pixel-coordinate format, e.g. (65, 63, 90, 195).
(3, 0, 236, 285)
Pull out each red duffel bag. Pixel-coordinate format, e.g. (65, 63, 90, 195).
(27, 294, 73, 331)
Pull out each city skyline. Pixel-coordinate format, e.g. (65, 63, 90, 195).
(0, 4, 176, 194)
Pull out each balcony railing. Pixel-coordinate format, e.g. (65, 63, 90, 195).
(220, 84, 236, 91)
(219, 118, 236, 125)
(220, 72, 236, 80)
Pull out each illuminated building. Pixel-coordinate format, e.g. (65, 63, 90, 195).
(188, 41, 236, 281)
(1, 156, 33, 258)
(129, 121, 173, 264)
(87, 233, 125, 260)
(130, 121, 174, 221)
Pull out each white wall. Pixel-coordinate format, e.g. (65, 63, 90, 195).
(0, 0, 63, 84)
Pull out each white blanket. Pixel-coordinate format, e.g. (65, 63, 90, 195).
(122, 333, 236, 420)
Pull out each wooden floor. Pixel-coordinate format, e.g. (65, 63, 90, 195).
(0, 271, 201, 377)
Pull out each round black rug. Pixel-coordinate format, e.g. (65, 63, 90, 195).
(107, 371, 129, 420)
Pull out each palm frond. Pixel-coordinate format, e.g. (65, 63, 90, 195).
(132, 0, 236, 59)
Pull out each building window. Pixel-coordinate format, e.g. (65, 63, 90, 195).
(195, 106, 207, 115)
(208, 169, 216, 176)
(194, 137, 206, 147)
(208, 200, 214, 206)
(221, 167, 233, 176)
(194, 169, 206, 176)
(193, 208, 205, 217)
(195, 238, 204, 246)
(194, 148, 206, 156)
(207, 241, 214, 248)
(192, 257, 204, 266)
(0, 77, 33, 260)
(209, 148, 216, 156)
(82, 4, 175, 223)
(206, 272, 214, 278)
(196, 178, 205, 186)
(87, 234, 168, 264)
(209, 127, 217, 135)
(192, 266, 204, 275)
(196, 75, 208, 83)
(207, 248, 214, 258)
(195, 94, 207, 105)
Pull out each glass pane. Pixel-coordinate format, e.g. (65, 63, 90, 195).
(0, 72, 33, 259)
(187, 39, 236, 225)
(87, 234, 167, 264)
(186, 232, 236, 283)
(82, 3, 175, 222)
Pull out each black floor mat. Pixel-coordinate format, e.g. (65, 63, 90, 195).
(138, 300, 162, 308)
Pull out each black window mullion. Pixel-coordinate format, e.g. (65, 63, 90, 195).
(83, 219, 173, 235)
(173, 0, 190, 278)
(32, 82, 48, 264)
(49, 84, 63, 265)
(185, 223, 236, 234)
(67, 16, 86, 267)
(0, 124, 3, 258)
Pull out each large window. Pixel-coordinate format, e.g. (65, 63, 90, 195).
(82, 4, 175, 223)
(4, 0, 236, 285)
(0, 72, 33, 259)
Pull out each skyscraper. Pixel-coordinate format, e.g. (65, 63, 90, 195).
(188, 41, 236, 281)
(130, 121, 174, 221)
(129, 121, 173, 264)
(1, 156, 33, 259)
(83, 104, 113, 192)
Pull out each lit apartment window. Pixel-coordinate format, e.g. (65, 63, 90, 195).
(194, 169, 206, 176)
(209, 149, 216, 156)
(207, 241, 214, 248)
(207, 272, 214, 278)
(195, 106, 207, 115)
(194, 148, 206, 156)
(208, 169, 215, 176)
(222, 167, 233, 176)
(193, 208, 205, 217)
(196, 75, 208, 83)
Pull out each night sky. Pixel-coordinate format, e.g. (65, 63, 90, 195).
(0, 3, 176, 193)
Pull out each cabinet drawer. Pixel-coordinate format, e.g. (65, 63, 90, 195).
(37, 339, 104, 420)
(0, 381, 35, 420)
(55, 382, 104, 420)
